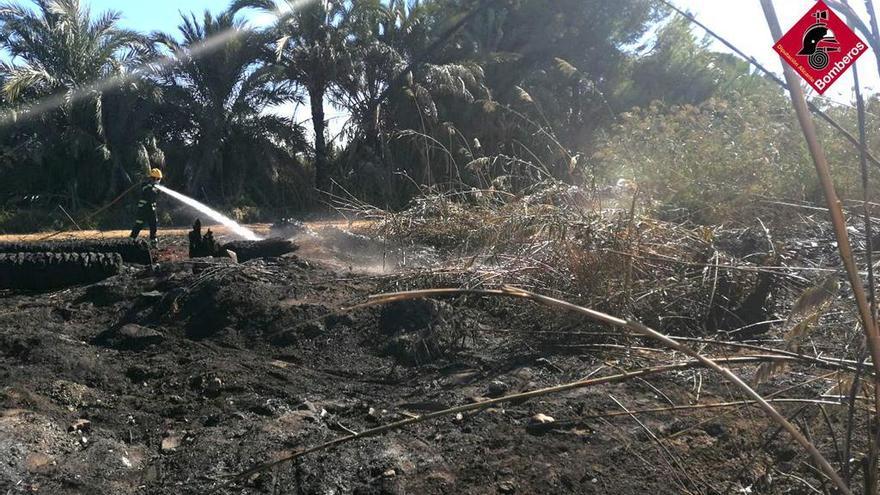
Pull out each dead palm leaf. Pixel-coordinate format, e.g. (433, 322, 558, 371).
(755, 274, 839, 385)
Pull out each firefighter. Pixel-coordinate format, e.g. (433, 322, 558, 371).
(129, 168, 162, 247)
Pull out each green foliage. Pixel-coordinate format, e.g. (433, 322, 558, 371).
(0, 0, 875, 231)
(253, 0, 354, 191)
(618, 17, 726, 108)
(0, 0, 153, 206)
(594, 88, 877, 223)
(152, 6, 309, 206)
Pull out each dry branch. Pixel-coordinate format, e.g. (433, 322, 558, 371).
(760, 3, 880, 377)
(360, 286, 850, 493)
(581, 398, 858, 421)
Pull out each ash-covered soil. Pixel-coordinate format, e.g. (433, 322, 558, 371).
(0, 230, 852, 494)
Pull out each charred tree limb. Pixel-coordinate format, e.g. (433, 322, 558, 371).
(222, 238, 298, 263)
(188, 219, 227, 259)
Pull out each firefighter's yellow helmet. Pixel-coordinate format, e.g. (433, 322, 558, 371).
(149, 168, 163, 180)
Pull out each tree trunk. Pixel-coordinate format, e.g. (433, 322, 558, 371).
(187, 142, 220, 200)
(367, 100, 382, 157)
(107, 153, 133, 202)
(310, 87, 329, 191)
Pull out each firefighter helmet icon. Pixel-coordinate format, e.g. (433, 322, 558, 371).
(774, 0, 867, 94)
(797, 9, 840, 70)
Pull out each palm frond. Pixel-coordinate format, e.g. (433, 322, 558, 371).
(3, 65, 56, 101)
(275, 34, 292, 61)
(230, 0, 276, 14)
(514, 85, 533, 103)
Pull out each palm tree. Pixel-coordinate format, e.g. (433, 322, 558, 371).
(0, 0, 151, 206)
(335, 0, 487, 189)
(240, 0, 351, 192)
(101, 81, 166, 195)
(152, 7, 307, 204)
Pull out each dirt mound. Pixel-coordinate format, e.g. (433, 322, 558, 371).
(379, 299, 473, 365)
(118, 259, 337, 350)
(179, 274, 294, 340)
(99, 324, 165, 350)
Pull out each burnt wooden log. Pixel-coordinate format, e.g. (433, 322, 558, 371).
(0, 239, 151, 264)
(0, 252, 123, 290)
(222, 238, 298, 262)
(188, 219, 227, 258)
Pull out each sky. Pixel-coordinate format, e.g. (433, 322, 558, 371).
(36, 1, 880, 134)
(87, 0, 257, 33)
(81, 0, 346, 135)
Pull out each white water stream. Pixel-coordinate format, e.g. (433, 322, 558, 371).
(156, 185, 261, 241)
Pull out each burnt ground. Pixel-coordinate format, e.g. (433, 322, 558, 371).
(0, 227, 865, 494)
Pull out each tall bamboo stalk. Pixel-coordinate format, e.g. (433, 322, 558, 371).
(843, 18, 877, 485)
(759, 0, 880, 389)
(762, 0, 880, 490)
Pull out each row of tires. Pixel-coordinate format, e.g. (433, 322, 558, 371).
(0, 239, 152, 264)
(0, 237, 297, 290)
(0, 252, 123, 290)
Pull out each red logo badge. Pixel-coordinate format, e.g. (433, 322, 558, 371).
(772, 0, 868, 94)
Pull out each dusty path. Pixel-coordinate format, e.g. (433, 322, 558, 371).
(0, 219, 372, 243)
(0, 219, 403, 274)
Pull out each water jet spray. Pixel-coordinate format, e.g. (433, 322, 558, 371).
(156, 185, 261, 241)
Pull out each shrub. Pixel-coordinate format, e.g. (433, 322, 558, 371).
(593, 91, 877, 224)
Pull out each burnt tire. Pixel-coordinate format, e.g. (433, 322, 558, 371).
(0, 239, 151, 264)
(0, 252, 123, 290)
(222, 238, 298, 262)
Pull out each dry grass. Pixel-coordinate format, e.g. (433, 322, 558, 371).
(341, 181, 819, 339)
